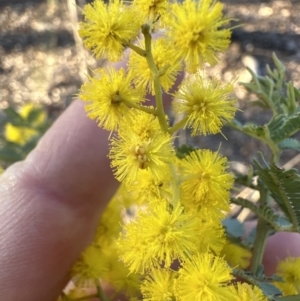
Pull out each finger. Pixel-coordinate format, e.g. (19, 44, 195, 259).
(0, 100, 118, 301)
(263, 231, 300, 275)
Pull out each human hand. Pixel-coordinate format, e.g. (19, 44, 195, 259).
(0, 100, 118, 300)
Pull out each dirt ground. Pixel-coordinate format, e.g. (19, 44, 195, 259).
(0, 0, 300, 167)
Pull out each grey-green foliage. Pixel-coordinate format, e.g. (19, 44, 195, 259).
(227, 54, 300, 299)
(233, 269, 282, 301)
(222, 218, 245, 239)
(254, 153, 300, 231)
(231, 197, 280, 229)
(229, 53, 300, 162)
(228, 51, 300, 237)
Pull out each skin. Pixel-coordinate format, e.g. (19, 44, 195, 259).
(0, 69, 299, 300)
(0, 100, 118, 300)
(245, 221, 300, 276)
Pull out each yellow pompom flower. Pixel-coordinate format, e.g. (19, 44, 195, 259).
(132, 0, 168, 24)
(197, 219, 226, 255)
(72, 242, 138, 293)
(5, 123, 37, 146)
(231, 283, 268, 301)
(274, 257, 300, 295)
(129, 169, 172, 204)
(71, 244, 108, 286)
(173, 73, 236, 136)
(141, 268, 177, 301)
(5, 103, 47, 146)
(103, 251, 141, 298)
(122, 108, 161, 140)
(79, 0, 141, 61)
(175, 252, 235, 301)
(118, 200, 201, 273)
(79, 68, 145, 131)
(129, 38, 182, 95)
(221, 240, 252, 269)
(180, 149, 233, 218)
(93, 197, 123, 246)
(164, 0, 231, 72)
(109, 119, 174, 185)
(19, 103, 46, 126)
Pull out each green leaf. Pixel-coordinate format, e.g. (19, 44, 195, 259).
(176, 144, 196, 159)
(3, 107, 24, 123)
(250, 100, 270, 109)
(0, 147, 25, 162)
(27, 108, 43, 125)
(222, 218, 244, 239)
(256, 281, 282, 300)
(276, 217, 293, 230)
(267, 115, 286, 135)
(254, 153, 300, 229)
(286, 82, 297, 115)
(231, 197, 280, 229)
(269, 112, 300, 143)
(278, 138, 300, 151)
(233, 172, 257, 188)
(241, 123, 267, 140)
(234, 269, 282, 300)
(294, 87, 300, 101)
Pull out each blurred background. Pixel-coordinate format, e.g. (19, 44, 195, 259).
(0, 0, 300, 169)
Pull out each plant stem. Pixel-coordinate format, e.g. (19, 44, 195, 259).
(168, 116, 189, 135)
(251, 218, 269, 275)
(122, 100, 157, 115)
(142, 24, 168, 132)
(158, 63, 171, 77)
(125, 42, 146, 57)
(251, 188, 270, 275)
(96, 283, 109, 301)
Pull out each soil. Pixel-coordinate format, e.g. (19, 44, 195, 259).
(0, 0, 300, 168)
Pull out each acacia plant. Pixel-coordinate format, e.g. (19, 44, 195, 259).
(57, 0, 300, 300)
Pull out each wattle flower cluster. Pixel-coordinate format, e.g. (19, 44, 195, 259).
(62, 0, 271, 300)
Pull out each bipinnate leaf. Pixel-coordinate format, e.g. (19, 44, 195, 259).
(256, 281, 282, 301)
(231, 197, 279, 229)
(254, 153, 300, 230)
(234, 269, 282, 300)
(278, 138, 300, 151)
(269, 111, 300, 143)
(222, 218, 244, 239)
